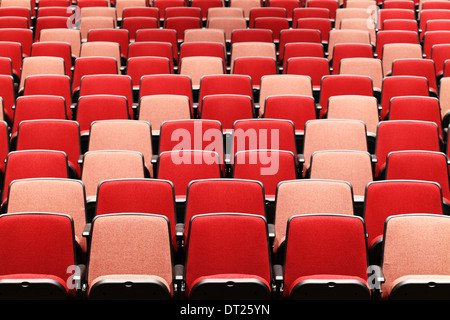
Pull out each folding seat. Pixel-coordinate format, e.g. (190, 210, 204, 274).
(375, 30, 419, 59)
(197, 74, 253, 116)
(230, 41, 277, 71)
(248, 7, 287, 28)
(1, 150, 70, 206)
(0, 16, 28, 28)
(0, 212, 83, 299)
(423, 30, 450, 59)
(232, 149, 298, 202)
(182, 179, 266, 245)
(79, 17, 116, 42)
(191, 0, 223, 21)
(0, 0, 33, 17)
(272, 179, 354, 257)
(0, 75, 16, 124)
(122, 6, 160, 21)
(388, 96, 443, 144)
(330, 43, 374, 74)
(292, 7, 330, 20)
(263, 94, 317, 141)
(77, 0, 110, 8)
(345, 0, 377, 7)
(334, 7, 371, 29)
(164, 6, 202, 21)
(425, 19, 450, 36)
(78, 74, 134, 120)
(158, 120, 224, 170)
(327, 95, 379, 147)
(88, 120, 154, 178)
(80, 7, 117, 28)
(232, 118, 298, 155)
(252, 17, 290, 42)
(0, 7, 31, 26)
(128, 41, 176, 72)
(179, 56, 225, 90)
(374, 120, 441, 179)
(0, 41, 23, 83)
(115, 0, 146, 21)
(380, 76, 430, 120)
(363, 180, 444, 266)
(327, 29, 372, 62)
(157, 150, 222, 201)
(278, 29, 322, 65)
(206, 6, 244, 19)
(79, 41, 122, 72)
(421, 0, 450, 10)
(206, 16, 247, 43)
(183, 28, 226, 49)
(183, 213, 272, 300)
(30, 41, 73, 79)
(139, 74, 193, 114)
(338, 58, 383, 95)
(15, 119, 81, 179)
(392, 58, 438, 97)
(230, 28, 274, 45)
(83, 213, 176, 299)
(267, 0, 301, 20)
(122, 17, 159, 41)
(95, 178, 177, 250)
(305, 0, 339, 21)
(258, 74, 314, 117)
(301, 119, 369, 177)
(19, 56, 66, 95)
(39, 28, 82, 59)
(137, 95, 192, 135)
(295, 17, 332, 44)
(200, 94, 254, 132)
(379, 214, 450, 299)
(283, 52, 328, 90)
(11, 95, 68, 144)
(0, 28, 32, 57)
(179, 42, 227, 73)
(232, 56, 278, 91)
(419, 9, 450, 40)
(71, 57, 118, 101)
(318, 74, 374, 118)
(277, 214, 371, 300)
(382, 18, 419, 32)
(75, 95, 129, 152)
(164, 16, 202, 42)
(81, 150, 146, 205)
(126, 56, 172, 93)
(38, 0, 71, 7)
(6, 178, 88, 259)
(87, 28, 130, 63)
(309, 150, 373, 212)
(385, 150, 450, 211)
(378, 8, 416, 31)
(339, 17, 376, 46)
(383, 0, 415, 9)
(382, 43, 424, 77)
(135, 28, 179, 66)
(153, 0, 184, 22)
(228, 0, 262, 19)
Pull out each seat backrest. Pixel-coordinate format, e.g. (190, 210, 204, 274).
(87, 213, 174, 297)
(184, 213, 271, 298)
(88, 120, 153, 177)
(381, 214, 450, 299)
(283, 214, 368, 298)
(273, 179, 354, 253)
(374, 119, 441, 177)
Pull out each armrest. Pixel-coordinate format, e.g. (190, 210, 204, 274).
(175, 223, 184, 248)
(173, 264, 185, 297)
(268, 223, 275, 241)
(82, 223, 92, 238)
(272, 264, 284, 295)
